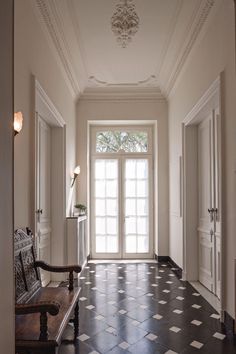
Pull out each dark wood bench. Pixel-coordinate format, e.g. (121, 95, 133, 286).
(15, 228, 82, 354)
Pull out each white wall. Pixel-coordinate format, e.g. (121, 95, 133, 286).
(14, 0, 77, 236)
(169, 0, 236, 317)
(0, 1, 14, 352)
(77, 98, 169, 256)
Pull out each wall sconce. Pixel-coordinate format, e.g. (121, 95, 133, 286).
(71, 165, 80, 187)
(14, 111, 23, 136)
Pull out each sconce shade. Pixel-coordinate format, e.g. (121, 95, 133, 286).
(71, 165, 81, 187)
(14, 111, 23, 135)
(74, 165, 81, 176)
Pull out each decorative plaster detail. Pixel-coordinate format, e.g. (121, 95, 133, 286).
(34, 0, 81, 98)
(80, 86, 165, 101)
(111, 0, 140, 48)
(88, 75, 159, 88)
(163, 0, 215, 97)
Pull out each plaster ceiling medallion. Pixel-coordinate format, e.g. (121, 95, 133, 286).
(111, 0, 140, 48)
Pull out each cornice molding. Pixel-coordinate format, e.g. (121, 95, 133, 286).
(80, 87, 165, 101)
(161, 0, 216, 97)
(33, 0, 81, 99)
(183, 75, 220, 126)
(35, 79, 65, 127)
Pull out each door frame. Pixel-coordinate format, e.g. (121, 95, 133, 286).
(88, 121, 157, 260)
(182, 75, 223, 318)
(34, 78, 66, 281)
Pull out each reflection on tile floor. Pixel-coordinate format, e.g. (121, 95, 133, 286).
(59, 262, 236, 354)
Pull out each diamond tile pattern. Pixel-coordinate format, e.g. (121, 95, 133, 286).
(59, 262, 236, 354)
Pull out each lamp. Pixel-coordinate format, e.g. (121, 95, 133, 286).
(14, 111, 23, 135)
(71, 165, 80, 187)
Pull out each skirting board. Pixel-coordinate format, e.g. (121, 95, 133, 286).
(155, 254, 183, 279)
(224, 311, 235, 333)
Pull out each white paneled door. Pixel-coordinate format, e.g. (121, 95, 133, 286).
(36, 115, 52, 286)
(198, 109, 221, 298)
(91, 127, 153, 259)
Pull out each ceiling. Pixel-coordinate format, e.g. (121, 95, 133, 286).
(33, 0, 218, 99)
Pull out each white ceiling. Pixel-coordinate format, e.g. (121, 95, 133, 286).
(33, 0, 218, 98)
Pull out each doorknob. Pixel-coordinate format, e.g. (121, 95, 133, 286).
(208, 208, 214, 222)
(36, 209, 43, 214)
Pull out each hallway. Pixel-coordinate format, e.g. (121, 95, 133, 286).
(59, 262, 236, 354)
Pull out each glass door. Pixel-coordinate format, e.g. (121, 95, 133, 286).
(123, 158, 152, 258)
(92, 158, 120, 258)
(90, 126, 153, 259)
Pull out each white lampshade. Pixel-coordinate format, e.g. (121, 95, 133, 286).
(14, 111, 23, 134)
(74, 165, 81, 175)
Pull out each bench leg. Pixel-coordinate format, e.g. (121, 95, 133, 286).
(74, 301, 79, 340)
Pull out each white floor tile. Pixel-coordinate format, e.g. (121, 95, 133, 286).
(190, 340, 203, 349)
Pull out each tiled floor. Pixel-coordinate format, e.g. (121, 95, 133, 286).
(59, 262, 236, 354)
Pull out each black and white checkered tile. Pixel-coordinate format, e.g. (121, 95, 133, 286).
(59, 262, 236, 354)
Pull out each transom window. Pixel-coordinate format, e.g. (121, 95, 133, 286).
(96, 130, 148, 153)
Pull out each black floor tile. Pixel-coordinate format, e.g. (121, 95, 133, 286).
(58, 261, 236, 354)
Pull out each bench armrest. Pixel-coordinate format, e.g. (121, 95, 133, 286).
(16, 301, 60, 341)
(15, 301, 60, 316)
(35, 261, 81, 274)
(35, 261, 81, 291)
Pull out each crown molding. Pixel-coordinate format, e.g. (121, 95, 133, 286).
(80, 87, 166, 101)
(35, 78, 65, 127)
(33, 0, 82, 99)
(183, 75, 220, 125)
(160, 0, 216, 97)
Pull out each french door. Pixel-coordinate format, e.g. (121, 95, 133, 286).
(198, 109, 221, 298)
(90, 127, 153, 259)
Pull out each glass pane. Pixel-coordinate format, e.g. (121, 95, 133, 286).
(96, 217, 106, 235)
(126, 199, 136, 216)
(137, 236, 148, 253)
(137, 160, 148, 178)
(137, 181, 147, 197)
(137, 217, 148, 234)
(95, 160, 105, 178)
(137, 199, 148, 216)
(126, 160, 136, 178)
(96, 131, 148, 153)
(96, 236, 106, 253)
(106, 199, 117, 216)
(106, 180, 117, 197)
(126, 236, 137, 253)
(106, 160, 118, 179)
(96, 199, 105, 216)
(125, 217, 136, 234)
(107, 217, 117, 235)
(107, 236, 118, 253)
(95, 181, 105, 197)
(125, 180, 136, 197)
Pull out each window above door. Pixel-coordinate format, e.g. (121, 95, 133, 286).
(92, 126, 152, 155)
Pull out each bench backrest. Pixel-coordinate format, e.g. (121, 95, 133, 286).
(15, 228, 41, 304)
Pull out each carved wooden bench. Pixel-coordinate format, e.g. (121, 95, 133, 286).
(15, 228, 81, 354)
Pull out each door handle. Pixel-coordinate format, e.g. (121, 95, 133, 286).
(208, 208, 214, 222)
(36, 209, 43, 214)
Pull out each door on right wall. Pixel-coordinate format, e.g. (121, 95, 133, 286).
(198, 108, 221, 299)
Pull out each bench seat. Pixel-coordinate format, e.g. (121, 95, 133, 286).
(15, 228, 82, 354)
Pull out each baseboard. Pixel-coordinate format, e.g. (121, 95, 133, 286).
(224, 311, 235, 333)
(155, 254, 182, 279)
